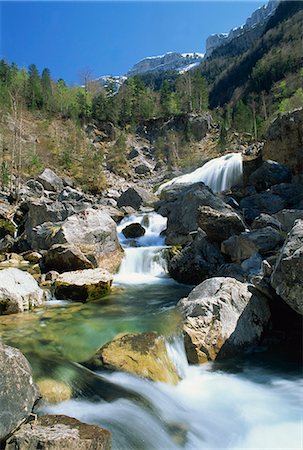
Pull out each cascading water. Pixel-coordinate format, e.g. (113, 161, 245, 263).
(157, 152, 243, 194)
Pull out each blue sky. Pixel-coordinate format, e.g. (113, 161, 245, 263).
(1, 1, 265, 84)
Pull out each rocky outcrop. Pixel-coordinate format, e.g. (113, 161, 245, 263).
(122, 222, 145, 239)
(0, 343, 40, 442)
(0, 268, 45, 315)
(37, 168, 64, 192)
(85, 332, 179, 384)
(221, 227, 284, 263)
(168, 230, 224, 284)
(271, 219, 303, 315)
(178, 277, 270, 363)
(5, 415, 111, 450)
(263, 108, 303, 175)
(54, 268, 113, 302)
(117, 186, 156, 210)
(248, 160, 291, 191)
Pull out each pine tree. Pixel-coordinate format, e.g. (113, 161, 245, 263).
(41, 68, 52, 111)
(26, 64, 43, 109)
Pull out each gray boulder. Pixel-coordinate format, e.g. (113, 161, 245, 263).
(248, 160, 291, 191)
(135, 164, 151, 175)
(21, 179, 44, 198)
(198, 205, 246, 243)
(5, 415, 111, 450)
(270, 183, 303, 208)
(178, 277, 270, 363)
(221, 227, 284, 263)
(251, 213, 282, 231)
(0, 268, 45, 315)
(240, 191, 285, 222)
(122, 222, 145, 239)
(0, 343, 40, 441)
(117, 186, 156, 210)
(271, 219, 303, 315)
(273, 209, 303, 232)
(37, 168, 64, 192)
(42, 244, 93, 273)
(168, 230, 224, 284)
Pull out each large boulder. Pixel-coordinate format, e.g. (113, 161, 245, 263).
(197, 205, 246, 243)
(271, 219, 303, 315)
(168, 230, 224, 284)
(5, 415, 111, 450)
(251, 213, 282, 231)
(37, 168, 64, 192)
(156, 182, 238, 245)
(263, 108, 303, 175)
(221, 227, 284, 263)
(117, 186, 156, 210)
(42, 244, 94, 273)
(85, 332, 179, 384)
(239, 191, 285, 223)
(0, 268, 45, 315)
(122, 222, 145, 239)
(54, 268, 113, 302)
(0, 343, 40, 442)
(270, 183, 303, 208)
(273, 209, 303, 232)
(248, 160, 291, 191)
(178, 277, 270, 364)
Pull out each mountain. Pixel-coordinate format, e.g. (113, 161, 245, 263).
(95, 75, 127, 92)
(205, 0, 279, 57)
(127, 52, 204, 77)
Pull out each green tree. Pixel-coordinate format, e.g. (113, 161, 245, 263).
(26, 64, 43, 109)
(41, 68, 53, 111)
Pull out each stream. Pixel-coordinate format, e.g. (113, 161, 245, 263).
(0, 155, 302, 449)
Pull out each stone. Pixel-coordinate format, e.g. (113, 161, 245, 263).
(54, 268, 113, 302)
(0, 268, 45, 315)
(23, 179, 44, 198)
(122, 222, 145, 239)
(0, 343, 40, 442)
(251, 213, 282, 231)
(22, 251, 43, 263)
(248, 160, 291, 191)
(37, 379, 72, 404)
(37, 168, 64, 192)
(273, 209, 303, 232)
(271, 219, 303, 315)
(217, 263, 246, 282)
(168, 230, 224, 285)
(117, 186, 156, 210)
(0, 235, 15, 254)
(197, 205, 246, 243)
(5, 415, 111, 450)
(0, 218, 16, 240)
(42, 244, 93, 273)
(178, 277, 270, 364)
(45, 270, 59, 282)
(127, 148, 139, 159)
(221, 227, 284, 263)
(242, 142, 263, 185)
(58, 186, 86, 202)
(270, 183, 303, 208)
(135, 163, 151, 175)
(86, 332, 179, 384)
(239, 191, 285, 223)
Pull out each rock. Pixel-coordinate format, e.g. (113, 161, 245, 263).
(251, 213, 282, 231)
(156, 182, 237, 245)
(178, 277, 270, 363)
(197, 205, 246, 243)
(42, 244, 93, 273)
(5, 415, 111, 450)
(135, 163, 151, 175)
(263, 108, 303, 175)
(117, 186, 156, 210)
(239, 191, 285, 223)
(127, 148, 139, 159)
(86, 332, 179, 384)
(22, 251, 42, 263)
(271, 219, 303, 315)
(168, 230, 224, 284)
(0, 235, 15, 254)
(242, 142, 263, 185)
(270, 183, 303, 208)
(45, 270, 59, 282)
(22, 179, 44, 198)
(0, 343, 40, 442)
(58, 186, 86, 202)
(273, 209, 303, 232)
(0, 218, 16, 240)
(217, 263, 246, 282)
(0, 268, 45, 315)
(37, 168, 64, 192)
(221, 227, 284, 262)
(122, 222, 145, 239)
(248, 160, 291, 191)
(54, 268, 113, 302)
(228, 184, 257, 202)
(37, 379, 72, 404)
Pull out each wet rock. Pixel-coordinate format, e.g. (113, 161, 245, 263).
(54, 268, 113, 302)
(42, 244, 93, 273)
(0, 343, 40, 442)
(37, 168, 64, 192)
(270, 183, 303, 208)
(221, 227, 283, 263)
(198, 205, 246, 243)
(168, 230, 224, 284)
(251, 213, 282, 231)
(271, 219, 303, 315)
(273, 209, 303, 232)
(217, 263, 246, 282)
(86, 332, 179, 384)
(117, 186, 156, 210)
(248, 160, 291, 192)
(37, 379, 72, 404)
(122, 222, 145, 239)
(0, 268, 45, 315)
(5, 415, 111, 450)
(239, 191, 285, 223)
(178, 277, 270, 364)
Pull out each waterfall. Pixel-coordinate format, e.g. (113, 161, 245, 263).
(115, 212, 170, 285)
(158, 152, 243, 194)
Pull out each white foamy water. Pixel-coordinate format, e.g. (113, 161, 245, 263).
(158, 152, 243, 194)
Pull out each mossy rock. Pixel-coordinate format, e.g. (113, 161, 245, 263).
(0, 219, 16, 239)
(37, 378, 72, 404)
